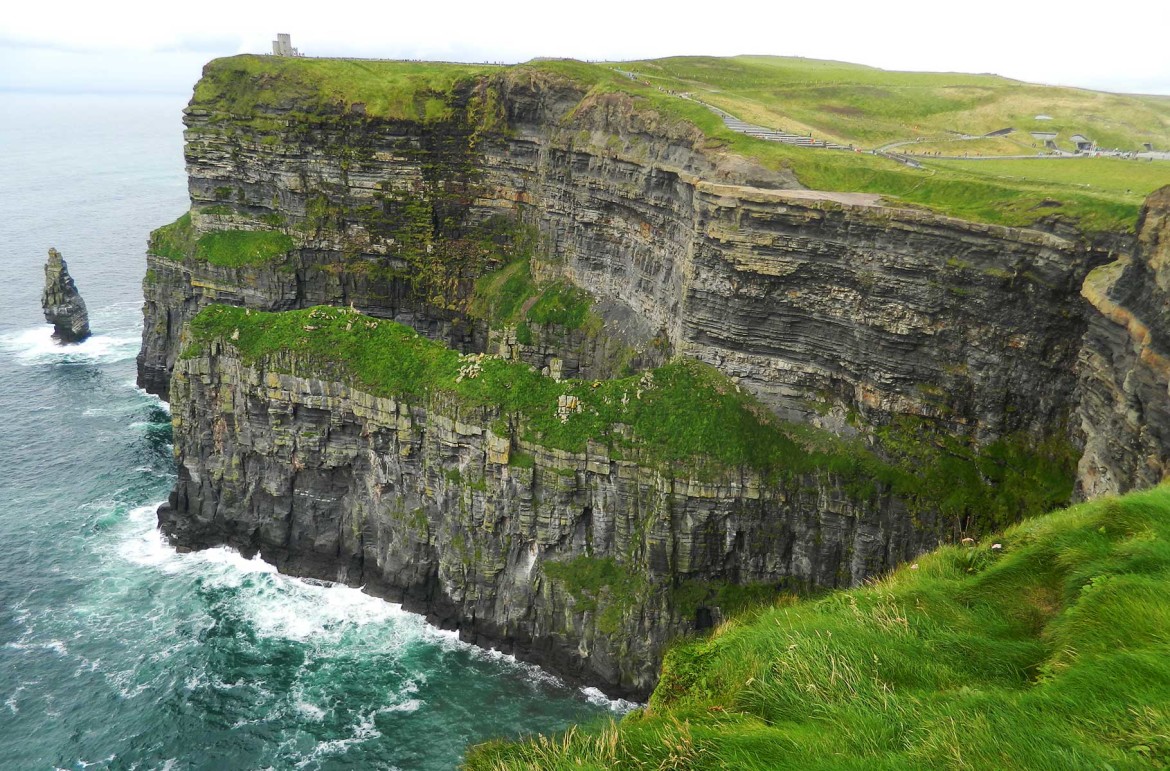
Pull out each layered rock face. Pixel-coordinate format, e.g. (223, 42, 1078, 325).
(42, 248, 91, 343)
(163, 343, 932, 698)
(141, 66, 1105, 446)
(1077, 187, 1170, 496)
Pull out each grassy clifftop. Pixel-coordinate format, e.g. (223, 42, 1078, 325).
(192, 55, 495, 121)
(190, 54, 1170, 233)
(468, 484, 1170, 770)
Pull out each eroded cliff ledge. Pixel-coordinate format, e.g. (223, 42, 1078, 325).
(139, 56, 1159, 696)
(168, 306, 950, 697)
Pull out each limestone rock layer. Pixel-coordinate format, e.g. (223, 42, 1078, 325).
(1077, 187, 1170, 496)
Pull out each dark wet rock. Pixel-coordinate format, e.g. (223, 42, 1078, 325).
(42, 248, 90, 343)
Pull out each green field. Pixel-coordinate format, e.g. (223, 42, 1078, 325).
(554, 63, 1164, 232)
(468, 484, 1170, 770)
(928, 156, 1170, 197)
(619, 55, 1170, 150)
(601, 56, 1170, 231)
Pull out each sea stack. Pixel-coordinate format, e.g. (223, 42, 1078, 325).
(41, 248, 91, 343)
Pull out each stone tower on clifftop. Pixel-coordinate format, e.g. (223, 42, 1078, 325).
(272, 33, 301, 57)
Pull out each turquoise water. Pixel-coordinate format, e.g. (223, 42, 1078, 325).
(0, 92, 622, 770)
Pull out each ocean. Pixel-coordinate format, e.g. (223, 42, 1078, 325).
(0, 91, 622, 770)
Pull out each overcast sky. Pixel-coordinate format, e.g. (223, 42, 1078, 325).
(3, 0, 1168, 96)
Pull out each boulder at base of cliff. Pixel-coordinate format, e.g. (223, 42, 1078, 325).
(41, 247, 91, 343)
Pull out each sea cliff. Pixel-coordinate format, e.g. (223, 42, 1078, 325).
(139, 55, 1164, 696)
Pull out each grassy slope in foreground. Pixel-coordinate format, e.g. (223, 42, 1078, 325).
(186, 304, 1072, 530)
(467, 485, 1170, 770)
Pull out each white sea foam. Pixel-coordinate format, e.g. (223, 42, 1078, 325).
(293, 698, 327, 722)
(426, 626, 565, 688)
(290, 709, 386, 769)
(117, 504, 413, 648)
(125, 378, 171, 410)
(4, 685, 24, 714)
(580, 686, 640, 714)
(115, 502, 641, 714)
(0, 325, 139, 365)
(379, 699, 421, 714)
(4, 639, 69, 657)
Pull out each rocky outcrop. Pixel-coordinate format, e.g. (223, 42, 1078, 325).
(42, 248, 90, 343)
(1076, 186, 1170, 496)
(163, 340, 936, 698)
(137, 251, 477, 399)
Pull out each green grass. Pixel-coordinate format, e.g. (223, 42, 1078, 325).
(195, 229, 293, 267)
(542, 556, 648, 634)
(148, 212, 195, 261)
(469, 256, 595, 331)
(185, 305, 1073, 532)
(149, 214, 293, 267)
(621, 55, 1170, 150)
(193, 54, 495, 121)
(929, 156, 1170, 197)
(525, 282, 593, 328)
(467, 485, 1170, 770)
(469, 258, 537, 325)
(184, 304, 815, 472)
